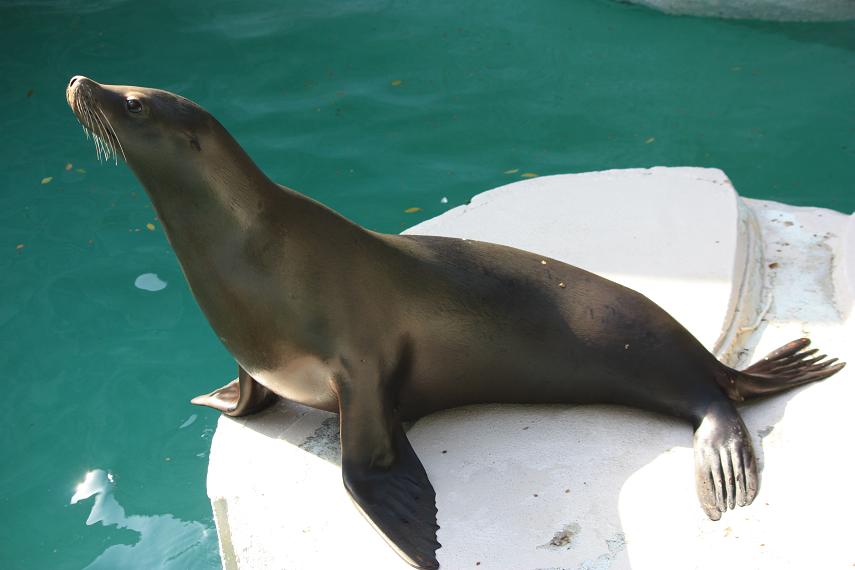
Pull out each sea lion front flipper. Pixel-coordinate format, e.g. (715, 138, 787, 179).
(693, 400, 758, 520)
(190, 366, 277, 417)
(339, 393, 440, 569)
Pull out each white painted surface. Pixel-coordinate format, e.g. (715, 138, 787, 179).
(625, 0, 855, 21)
(833, 212, 855, 319)
(206, 169, 855, 570)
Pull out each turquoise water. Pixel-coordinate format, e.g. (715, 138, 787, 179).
(1, 1, 852, 568)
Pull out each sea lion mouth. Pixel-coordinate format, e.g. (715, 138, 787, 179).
(67, 75, 126, 164)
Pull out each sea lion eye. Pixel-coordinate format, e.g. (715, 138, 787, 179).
(126, 98, 143, 113)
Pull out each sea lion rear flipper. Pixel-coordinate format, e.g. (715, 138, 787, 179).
(693, 400, 758, 520)
(728, 338, 846, 400)
(190, 366, 277, 417)
(339, 398, 440, 569)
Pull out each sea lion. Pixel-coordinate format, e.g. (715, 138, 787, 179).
(66, 75, 845, 569)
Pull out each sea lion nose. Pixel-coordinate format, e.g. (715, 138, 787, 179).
(68, 75, 85, 89)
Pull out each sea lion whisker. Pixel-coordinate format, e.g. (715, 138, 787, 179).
(98, 108, 125, 164)
(81, 90, 106, 162)
(80, 97, 102, 161)
(92, 106, 117, 163)
(92, 118, 111, 162)
(73, 96, 90, 140)
(88, 98, 113, 162)
(73, 83, 113, 163)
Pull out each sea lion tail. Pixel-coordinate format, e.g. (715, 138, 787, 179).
(722, 338, 845, 401)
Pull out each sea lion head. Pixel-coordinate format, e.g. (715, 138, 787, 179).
(66, 76, 222, 183)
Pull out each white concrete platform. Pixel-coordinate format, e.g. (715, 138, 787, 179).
(206, 168, 854, 570)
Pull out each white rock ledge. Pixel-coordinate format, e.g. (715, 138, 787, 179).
(206, 167, 854, 570)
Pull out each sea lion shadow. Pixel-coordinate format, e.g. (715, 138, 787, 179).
(235, 382, 795, 567)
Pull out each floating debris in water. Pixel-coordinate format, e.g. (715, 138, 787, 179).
(504, 168, 519, 174)
(76, 168, 87, 174)
(645, 137, 656, 144)
(134, 273, 167, 292)
(16, 244, 25, 250)
(404, 207, 421, 213)
(146, 223, 156, 231)
(521, 172, 538, 178)
(440, 197, 448, 204)
(390, 79, 403, 86)
(65, 163, 73, 171)
(41, 176, 53, 185)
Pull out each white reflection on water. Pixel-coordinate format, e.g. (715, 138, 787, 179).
(71, 469, 219, 569)
(134, 273, 168, 292)
(179, 414, 198, 429)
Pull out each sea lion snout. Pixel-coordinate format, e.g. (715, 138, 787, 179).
(65, 75, 95, 111)
(67, 76, 127, 163)
(66, 76, 80, 107)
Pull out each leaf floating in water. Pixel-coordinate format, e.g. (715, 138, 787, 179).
(521, 172, 538, 178)
(390, 79, 403, 87)
(504, 168, 519, 174)
(146, 223, 156, 231)
(65, 163, 73, 171)
(76, 168, 87, 174)
(41, 176, 53, 185)
(26, 89, 34, 98)
(404, 207, 421, 214)
(645, 137, 656, 144)
(16, 244, 25, 250)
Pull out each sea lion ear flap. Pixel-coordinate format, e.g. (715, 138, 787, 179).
(339, 405, 441, 569)
(185, 131, 202, 152)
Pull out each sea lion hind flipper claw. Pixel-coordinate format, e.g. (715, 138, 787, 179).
(190, 366, 277, 417)
(340, 411, 440, 569)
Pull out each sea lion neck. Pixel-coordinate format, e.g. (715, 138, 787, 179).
(128, 118, 373, 317)
(129, 121, 284, 244)
(132, 119, 365, 259)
